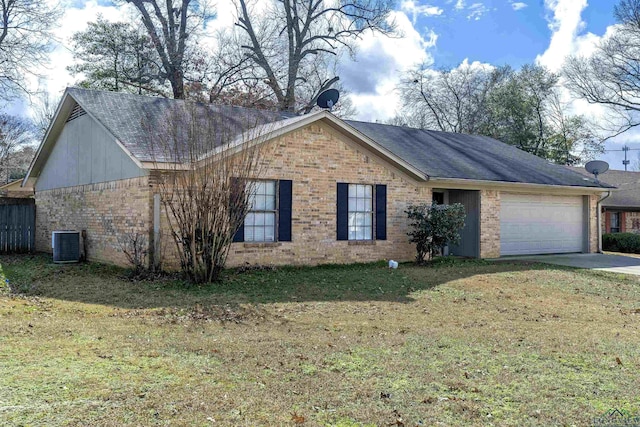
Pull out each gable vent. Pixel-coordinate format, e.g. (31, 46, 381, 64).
(66, 104, 87, 122)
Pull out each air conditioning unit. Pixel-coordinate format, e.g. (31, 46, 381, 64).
(52, 231, 81, 263)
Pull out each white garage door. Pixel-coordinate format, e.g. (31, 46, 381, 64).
(500, 193, 584, 256)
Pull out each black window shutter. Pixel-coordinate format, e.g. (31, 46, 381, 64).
(278, 180, 293, 241)
(337, 183, 349, 240)
(231, 177, 244, 242)
(375, 184, 387, 240)
(232, 225, 244, 242)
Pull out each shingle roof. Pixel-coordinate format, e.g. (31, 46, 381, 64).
(346, 120, 609, 188)
(571, 167, 640, 207)
(65, 87, 610, 189)
(68, 87, 296, 162)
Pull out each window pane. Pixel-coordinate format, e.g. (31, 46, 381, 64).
(348, 197, 357, 211)
(349, 184, 356, 197)
(264, 181, 276, 195)
(364, 185, 372, 197)
(248, 193, 256, 210)
(356, 185, 364, 197)
(363, 226, 372, 240)
(245, 213, 255, 226)
(265, 213, 275, 226)
(252, 195, 264, 210)
(349, 228, 356, 240)
(611, 213, 620, 228)
(348, 213, 357, 227)
(265, 194, 276, 211)
(255, 181, 266, 195)
(356, 199, 365, 212)
(254, 227, 265, 242)
(364, 196, 372, 211)
(364, 213, 372, 227)
(356, 227, 365, 240)
(255, 213, 265, 226)
(265, 225, 275, 242)
(244, 225, 254, 241)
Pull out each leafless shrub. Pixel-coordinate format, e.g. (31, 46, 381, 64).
(143, 101, 272, 283)
(117, 231, 149, 276)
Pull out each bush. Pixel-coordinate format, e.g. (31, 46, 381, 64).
(602, 232, 640, 253)
(406, 202, 466, 263)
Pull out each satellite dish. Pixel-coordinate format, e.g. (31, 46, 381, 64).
(585, 160, 609, 183)
(317, 89, 340, 111)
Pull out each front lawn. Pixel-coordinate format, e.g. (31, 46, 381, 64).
(1, 255, 639, 426)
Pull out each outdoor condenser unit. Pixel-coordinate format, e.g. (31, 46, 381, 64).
(52, 231, 81, 263)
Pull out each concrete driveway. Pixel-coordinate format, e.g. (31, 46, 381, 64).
(499, 253, 640, 276)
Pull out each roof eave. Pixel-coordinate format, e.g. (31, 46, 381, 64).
(140, 110, 429, 181)
(428, 176, 612, 193)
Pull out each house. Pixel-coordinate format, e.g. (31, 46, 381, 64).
(572, 168, 640, 235)
(0, 178, 35, 198)
(24, 87, 612, 268)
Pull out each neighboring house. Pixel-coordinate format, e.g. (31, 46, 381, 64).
(24, 87, 611, 268)
(0, 178, 35, 198)
(572, 168, 640, 235)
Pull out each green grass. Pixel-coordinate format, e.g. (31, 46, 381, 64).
(1, 254, 639, 426)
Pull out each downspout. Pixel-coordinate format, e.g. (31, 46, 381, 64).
(597, 191, 612, 253)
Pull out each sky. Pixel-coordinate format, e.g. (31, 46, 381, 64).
(5, 0, 640, 171)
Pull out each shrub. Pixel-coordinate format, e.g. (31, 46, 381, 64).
(406, 202, 466, 263)
(602, 232, 640, 253)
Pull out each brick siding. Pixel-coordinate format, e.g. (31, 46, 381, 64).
(35, 176, 152, 266)
(158, 123, 430, 268)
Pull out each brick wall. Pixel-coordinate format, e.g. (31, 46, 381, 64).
(158, 123, 429, 268)
(35, 176, 152, 266)
(600, 209, 640, 236)
(625, 212, 640, 233)
(479, 190, 500, 258)
(588, 195, 599, 252)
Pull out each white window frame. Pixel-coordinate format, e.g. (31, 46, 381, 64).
(244, 180, 277, 242)
(348, 184, 373, 241)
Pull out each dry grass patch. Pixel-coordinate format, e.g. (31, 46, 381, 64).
(1, 254, 639, 426)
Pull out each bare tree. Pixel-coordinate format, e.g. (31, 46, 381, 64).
(31, 90, 60, 140)
(0, 114, 34, 183)
(231, 0, 396, 113)
(144, 102, 271, 282)
(564, 0, 640, 138)
(0, 0, 61, 102)
(125, 0, 214, 99)
(545, 91, 602, 165)
(397, 62, 509, 133)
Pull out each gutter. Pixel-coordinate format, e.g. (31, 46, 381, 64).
(427, 176, 609, 193)
(597, 191, 612, 253)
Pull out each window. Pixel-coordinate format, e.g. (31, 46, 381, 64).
(337, 183, 386, 241)
(610, 212, 621, 233)
(432, 192, 444, 205)
(244, 180, 277, 242)
(348, 184, 373, 240)
(233, 179, 292, 244)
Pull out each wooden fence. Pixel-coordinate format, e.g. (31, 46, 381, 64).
(0, 198, 36, 253)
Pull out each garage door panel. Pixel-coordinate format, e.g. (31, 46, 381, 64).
(500, 194, 584, 256)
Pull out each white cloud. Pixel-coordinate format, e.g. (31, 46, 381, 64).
(536, 0, 588, 72)
(467, 3, 489, 20)
(512, 2, 528, 11)
(340, 11, 437, 121)
(400, 0, 443, 25)
(22, 1, 132, 118)
(455, 0, 466, 10)
(535, 0, 640, 168)
(12, 0, 434, 125)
